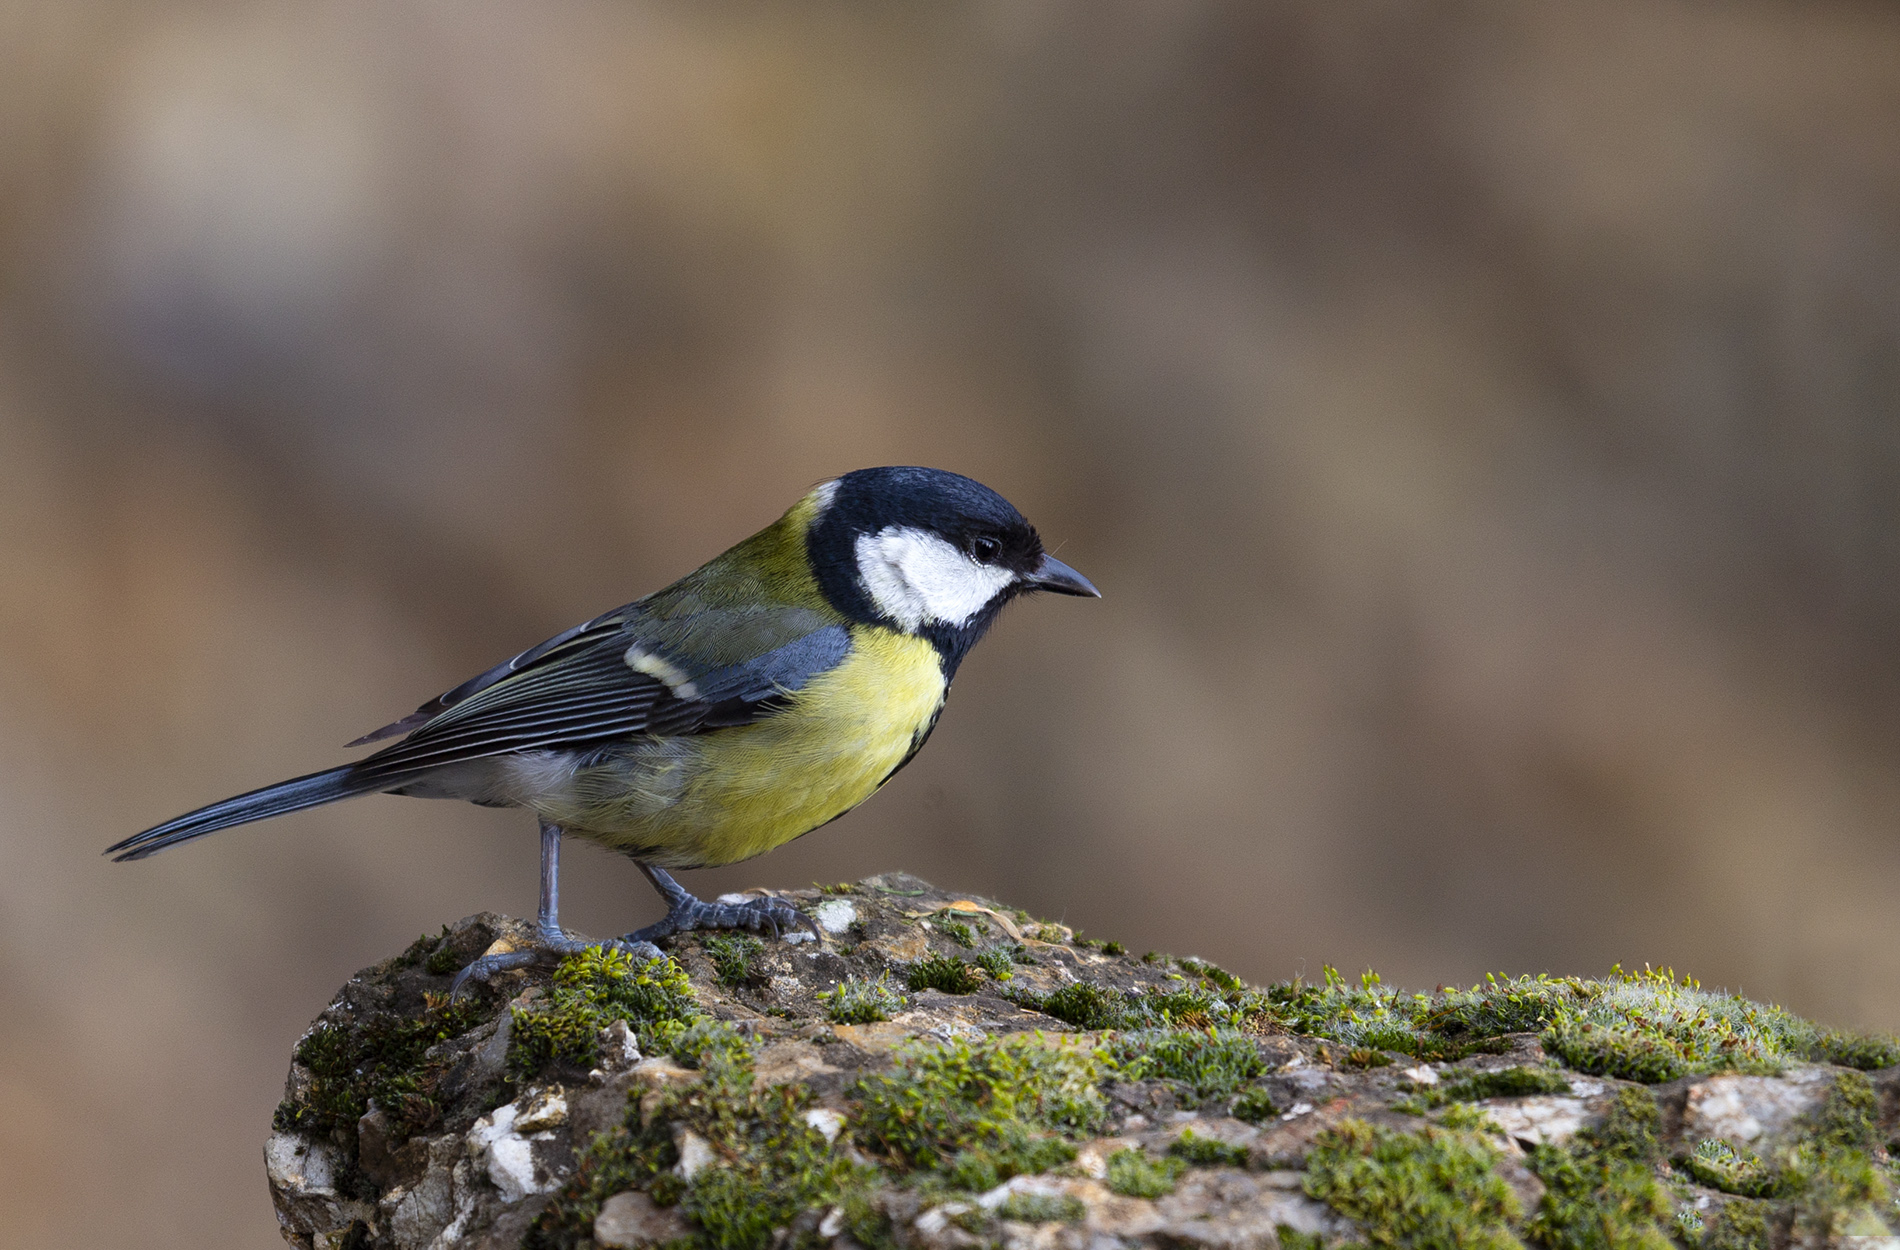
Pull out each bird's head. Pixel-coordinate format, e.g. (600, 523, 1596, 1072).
(803, 466, 1098, 672)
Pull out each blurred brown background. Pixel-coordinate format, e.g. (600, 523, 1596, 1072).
(5, 0, 1900, 1243)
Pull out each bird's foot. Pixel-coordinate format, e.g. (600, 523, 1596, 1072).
(448, 923, 663, 996)
(619, 888, 820, 946)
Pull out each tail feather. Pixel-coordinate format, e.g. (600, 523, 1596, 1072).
(107, 765, 397, 861)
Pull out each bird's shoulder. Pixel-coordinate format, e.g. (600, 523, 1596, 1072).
(628, 528, 848, 668)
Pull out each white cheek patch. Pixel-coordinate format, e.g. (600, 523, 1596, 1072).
(854, 527, 1016, 630)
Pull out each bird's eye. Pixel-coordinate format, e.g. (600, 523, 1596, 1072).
(970, 535, 1003, 563)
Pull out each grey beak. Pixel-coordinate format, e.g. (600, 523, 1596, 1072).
(1026, 553, 1100, 598)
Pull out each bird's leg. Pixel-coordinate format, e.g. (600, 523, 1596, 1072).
(615, 862, 820, 945)
(450, 820, 659, 995)
(535, 818, 565, 940)
(527, 824, 664, 960)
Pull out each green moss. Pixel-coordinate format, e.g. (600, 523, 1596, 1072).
(1456, 1066, 1571, 1099)
(1017, 981, 1127, 1030)
(1264, 967, 1498, 1062)
(1010, 973, 1280, 1036)
(1269, 965, 1826, 1079)
(1806, 1029, 1900, 1071)
(1525, 1143, 1671, 1250)
(1274, 1228, 1325, 1250)
(1400, 1065, 1572, 1113)
(412, 929, 1900, 1250)
(1817, 1031, 1900, 1072)
(686, 1166, 789, 1249)
(1102, 941, 1127, 957)
(995, 1192, 1086, 1223)
(1594, 1086, 1666, 1161)
(425, 942, 462, 977)
(1178, 957, 1246, 994)
(1108, 1028, 1265, 1099)
(1168, 1128, 1250, 1167)
(1538, 967, 1816, 1082)
(1105, 1148, 1189, 1198)
(1680, 1140, 1777, 1199)
(1525, 1086, 1672, 1250)
(508, 947, 699, 1082)
(835, 1180, 898, 1250)
(1423, 974, 1583, 1041)
(905, 954, 983, 995)
(688, 1147, 871, 1250)
(1774, 1070, 1892, 1243)
(1699, 1198, 1772, 1250)
(941, 1127, 1077, 1192)
(533, 1128, 665, 1247)
(1302, 1117, 1522, 1250)
(660, 1017, 754, 1070)
(1394, 1033, 1514, 1063)
(274, 995, 488, 1140)
(1232, 1086, 1281, 1124)
(529, 1019, 867, 1250)
(704, 935, 764, 989)
(1542, 1020, 1689, 1084)
(675, 1034, 870, 1250)
(1437, 1102, 1501, 1133)
(968, 949, 1014, 981)
(1813, 1069, 1881, 1155)
(853, 1034, 1104, 1178)
(1824, 1025, 1900, 1063)
(820, 975, 904, 1025)
(939, 920, 981, 949)
(1130, 986, 1218, 1026)
(1783, 1145, 1887, 1243)
(1659, 1073, 1889, 1242)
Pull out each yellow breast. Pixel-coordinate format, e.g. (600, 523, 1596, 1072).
(555, 626, 947, 868)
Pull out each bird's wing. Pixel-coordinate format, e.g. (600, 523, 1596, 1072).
(348, 604, 851, 781)
(347, 604, 636, 745)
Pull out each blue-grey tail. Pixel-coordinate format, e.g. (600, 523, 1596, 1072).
(106, 766, 392, 861)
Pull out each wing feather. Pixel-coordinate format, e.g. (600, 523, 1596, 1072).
(348, 615, 853, 780)
(346, 605, 635, 745)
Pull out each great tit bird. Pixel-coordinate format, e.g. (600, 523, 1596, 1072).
(109, 466, 1098, 988)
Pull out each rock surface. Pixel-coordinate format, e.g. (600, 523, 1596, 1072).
(267, 874, 1900, 1250)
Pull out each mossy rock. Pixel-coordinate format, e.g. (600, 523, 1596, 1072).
(264, 877, 1900, 1250)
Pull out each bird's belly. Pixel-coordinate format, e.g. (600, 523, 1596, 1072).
(550, 628, 947, 868)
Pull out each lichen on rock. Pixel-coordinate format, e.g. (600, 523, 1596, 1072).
(265, 874, 1900, 1250)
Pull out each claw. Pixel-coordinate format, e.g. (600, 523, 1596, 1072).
(445, 827, 767, 996)
(448, 947, 542, 996)
(752, 895, 822, 943)
(604, 937, 665, 963)
(616, 876, 818, 948)
(446, 922, 662, 997)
